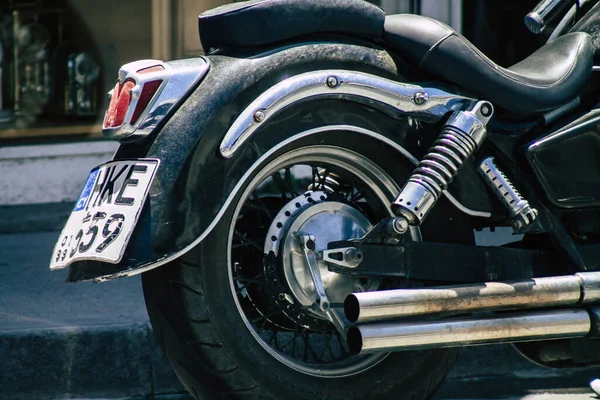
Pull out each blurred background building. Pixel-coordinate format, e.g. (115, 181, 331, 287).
(0, 0, 544, 143)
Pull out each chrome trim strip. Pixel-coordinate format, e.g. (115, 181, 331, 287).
(95, 124, 489, 282)
(103, 58, 210, 141)
(219, 69, 474, 158)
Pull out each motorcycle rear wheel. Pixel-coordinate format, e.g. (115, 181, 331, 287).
(142, 111, 471, 400)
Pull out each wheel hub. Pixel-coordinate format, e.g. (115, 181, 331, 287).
(264, 191, 374, 322)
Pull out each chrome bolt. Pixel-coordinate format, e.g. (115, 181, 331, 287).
(512, 219, 524, 231)
(253, 109, 266, 122)
(345, 248, 363, 263)
(480, 103, 493, 117)
(278, 293, 286, 300)
(413, 91, 429, 105)
(326, 76, 338, 88)
(393, 217, 409, 233)
(387, 216, 409, 236)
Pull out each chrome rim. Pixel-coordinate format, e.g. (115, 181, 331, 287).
(227, 144, 418, 377)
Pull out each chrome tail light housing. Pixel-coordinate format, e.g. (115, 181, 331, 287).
(102, 58, 210, 142)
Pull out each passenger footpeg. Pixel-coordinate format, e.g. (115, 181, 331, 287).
(393, 101, 494, 225)
(478, 157, 537, 232)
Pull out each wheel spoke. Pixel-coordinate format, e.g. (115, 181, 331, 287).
(311, 166, 329, 191)
(319, 331, 333, 361)
(285, 168, 299, 197)
(235, 273, 267, 293)
(335, 331, 349, 358)
(251, 310, 282, 325)
(233, 230, 263, 251)
(258, 196, 275, 219)
(272, 168, 299, 199)
(350, 188, 365, 202)
(299, 330, 324, 364)
(280, 327, 302, 354)
(236, 276, 266, 287)
(243, 199, 274, 221)
(267, 330, 278, 347)
(311, 167, 319, 189)
(291, 331, 297, 358)
(302, 331, 309, 362)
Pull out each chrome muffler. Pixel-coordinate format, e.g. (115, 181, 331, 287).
(345, 272, 600, 354)
(345, 272, 600, 323)
(347, 309, 591, 353)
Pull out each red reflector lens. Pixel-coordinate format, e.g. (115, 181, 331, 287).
(104, 79, 135, 128)
(130, 79, 162, 124)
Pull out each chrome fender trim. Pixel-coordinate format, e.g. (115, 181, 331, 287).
(219, 69, 474, 158)
(95, 125, 489, 282)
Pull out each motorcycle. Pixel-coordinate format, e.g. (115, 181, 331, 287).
(48, 0, 600, 398)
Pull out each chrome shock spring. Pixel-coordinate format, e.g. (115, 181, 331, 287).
(411, 127, 479, 199)
(393, 101, 494, 225)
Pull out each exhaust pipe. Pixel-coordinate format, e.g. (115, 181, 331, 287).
(347, 309, 591, 353)
(344, 272, 600, 354)
(345, 272, 600, 323)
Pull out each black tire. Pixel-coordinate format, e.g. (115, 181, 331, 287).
(142, 101, 472, 400)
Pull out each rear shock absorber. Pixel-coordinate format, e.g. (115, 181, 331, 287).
(393, 101, 493, 225)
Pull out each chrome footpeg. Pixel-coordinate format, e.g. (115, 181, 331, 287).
(478, 157, 538, 232)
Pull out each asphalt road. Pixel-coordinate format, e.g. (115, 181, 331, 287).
(0, 231, 148, 331)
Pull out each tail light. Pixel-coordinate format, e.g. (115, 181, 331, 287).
(104, 79, 136, 128)
(102, 58, 210, 142)
(130, 79, 163, 124)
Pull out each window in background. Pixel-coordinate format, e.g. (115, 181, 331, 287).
(0, 0, 152, 143)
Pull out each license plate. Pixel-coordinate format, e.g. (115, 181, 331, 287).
(49, 158, 160, 270)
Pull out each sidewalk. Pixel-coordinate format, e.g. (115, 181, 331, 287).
(0, 230, 187, 400)
(2, 229, 600, 399)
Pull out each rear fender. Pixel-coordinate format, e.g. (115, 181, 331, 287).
(66, 40, 494, 282)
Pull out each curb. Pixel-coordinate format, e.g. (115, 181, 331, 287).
(0, 322, 186, 400)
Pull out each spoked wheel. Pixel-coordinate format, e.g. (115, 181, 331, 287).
(229, 146, 399, 376)
(142, 133, 463, 400)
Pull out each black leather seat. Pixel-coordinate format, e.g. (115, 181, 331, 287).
(198, 0, 593, 116)
(383, 14, 593, 116)
(198, 0, 385, 51)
